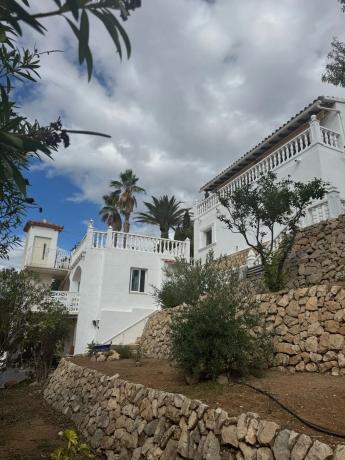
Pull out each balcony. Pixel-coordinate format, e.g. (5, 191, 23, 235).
(70, 227, 190, 266)
(51, 291, 79, 314)
(195, 119, 342, 218)
(25, 246, 71, 270)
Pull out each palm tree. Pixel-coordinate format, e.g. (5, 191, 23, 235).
(137, 195, 186, 239)
(99, 191, 122, 231)
(110, 169, 145, 233)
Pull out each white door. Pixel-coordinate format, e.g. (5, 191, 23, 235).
(32, 236, 51, 266)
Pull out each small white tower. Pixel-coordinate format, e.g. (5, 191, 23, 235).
(22, 220, 66, 285)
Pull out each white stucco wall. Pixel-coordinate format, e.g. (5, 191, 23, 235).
(23, 225, 59, 268)
(73, 243, 176, 354)
(194, 108, 345, 262)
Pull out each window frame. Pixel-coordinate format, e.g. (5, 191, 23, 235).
(200, 223, 215, 249)
(129, 267, 147, 294)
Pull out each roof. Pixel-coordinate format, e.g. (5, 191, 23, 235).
(201, 96, 343, 192)
(23, 220, 64, 233)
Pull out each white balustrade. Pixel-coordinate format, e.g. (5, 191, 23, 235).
(92, 231, 107, 248)
(110, 231, 188, 258)
(70, 234, 87, 267)
(321, 127, 340, 148)
(50, 291, 79, 314)
(196, 122, 342, 218)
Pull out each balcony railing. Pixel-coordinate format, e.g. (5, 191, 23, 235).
(92, 230, 190, 258)
(25, 246, 71, 270)
(51, 291, 79, 314)
(195, 120, 342, 218)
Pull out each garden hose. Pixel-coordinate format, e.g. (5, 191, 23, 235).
(240, 382, 345, 440)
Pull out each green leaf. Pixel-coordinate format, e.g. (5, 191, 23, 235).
(65, 0, 80, 20)
(92, 10, 122, 59)
(79, 9, 90, 65)
(0, 28, 6, 43)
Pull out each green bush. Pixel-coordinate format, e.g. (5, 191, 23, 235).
(170, 270, 272, 381)
(154, 251, 224, 308)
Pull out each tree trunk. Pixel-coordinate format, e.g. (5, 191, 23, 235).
(160, 228, 169, 239)
(123, 213, 130, 233)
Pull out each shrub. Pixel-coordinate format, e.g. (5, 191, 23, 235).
(0, 269, 69, 381)
(51, 429, 94, 460)
(170, 270, 272, 381)
(154, 251, 225, 308)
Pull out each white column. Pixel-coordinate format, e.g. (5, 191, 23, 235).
(106, 226, 113, 248)
(309, 114, 322, 144)
(185, 238, 191, 262)
(327, 186, 342, 218)
(246, 249, 257, 268)
(86, 219, 94, 248)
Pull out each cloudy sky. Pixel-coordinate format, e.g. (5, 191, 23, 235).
(4, 0, 345, 268)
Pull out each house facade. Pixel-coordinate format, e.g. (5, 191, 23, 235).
(193, 96, 345, 263)
(22, 220, 190, 355)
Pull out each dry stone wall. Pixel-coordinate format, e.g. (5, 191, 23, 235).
(140, 285, 345, 376)
(140, 305, 186, 359)
(285, 214, 345, 288)
(44, 359, 345, 459)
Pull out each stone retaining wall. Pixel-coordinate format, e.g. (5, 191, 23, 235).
(285, 214, 345, 288)
(140, 285, 345, 375)
(44, 359, 345, 459)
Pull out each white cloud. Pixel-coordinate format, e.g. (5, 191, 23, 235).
(18, 0, 345, 209)
(0, 243, 24, 271)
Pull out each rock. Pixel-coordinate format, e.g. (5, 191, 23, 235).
(239, 442, 257, 460)
(107, 351, 120, 361)
(278, 295, 290, 307)
(305, 440, 333, 459)
(272, 429, 290, 460)
(329, 334, 344, 350)
(305, 336, 318, 353)
(291, 434, 312, 460)
(217, 375, 229, 385)
(237, 413, 249, 441)
(305, 363, 318, 372)
(273, 353, 289, 366)
(177, 427, 189, 458)
(96, 354, 106, 362)
(257, 421, 279, 446)
(307, 322, 323, 336)
(257, 447, 274, 460)
(221, 424, 238, 447)
(274, 342, 296, 355)
(161, 439, 178, 460)
(245, 418, 258, 445)
(334, 445, 345, 460)
(286, 300, 300, 317)
(203, 431, 221, 460)
(144, 419, 159, 436)
(188, 411, 198, 430)
(306, 297, 318, 311)
(338, 352, 345, 368)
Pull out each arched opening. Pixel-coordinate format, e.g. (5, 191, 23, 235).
(70, 266, 82, 292)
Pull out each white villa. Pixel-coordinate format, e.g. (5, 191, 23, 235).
(193, 96, 345, 263)
(22, 95, 345, 355)
(22, 220, 190, 355)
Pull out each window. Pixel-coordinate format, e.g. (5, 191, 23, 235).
(130, 268, 147, 293)
(204, 228, 213, 247)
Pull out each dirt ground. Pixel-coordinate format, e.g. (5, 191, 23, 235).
(0, 383, 92, 460)
(72, 356, 345, 447)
